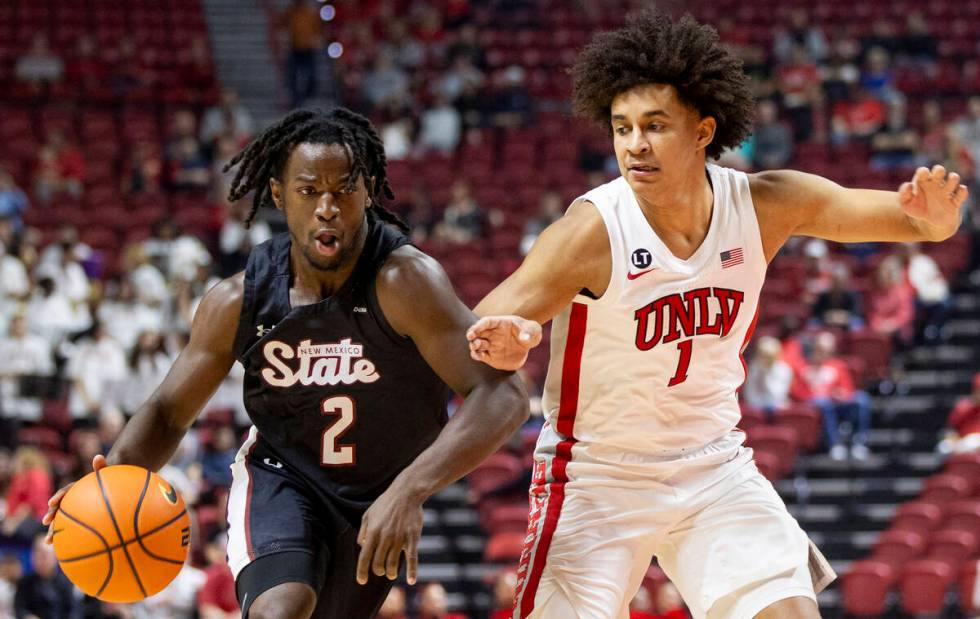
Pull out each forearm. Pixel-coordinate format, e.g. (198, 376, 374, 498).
(106, 397, 188, 472)
(388, 377, 528, 502)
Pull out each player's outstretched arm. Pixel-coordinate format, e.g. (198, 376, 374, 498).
(355, 247, 530, 586)
(42, 274, 243, 540)
(751, 165, 968, 261)
(468, 199, 609, 370)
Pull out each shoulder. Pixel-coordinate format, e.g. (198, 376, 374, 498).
(375, 246, 464, 336)
(539, 198, 609, 256)
(192, 272, 245, 340)
(376, 245, 449, 292)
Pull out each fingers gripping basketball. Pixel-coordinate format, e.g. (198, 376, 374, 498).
(51, 465, 190, 603)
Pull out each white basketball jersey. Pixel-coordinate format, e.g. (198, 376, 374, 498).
(540, 164, 766, 456)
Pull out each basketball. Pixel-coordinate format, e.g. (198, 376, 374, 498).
(50, 465, 190, 603)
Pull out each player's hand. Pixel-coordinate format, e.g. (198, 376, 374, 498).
(899, 165, 969, 241)
(355, 486, 423, 586)
(466, 315, 543, 371)
(43, 454, 107, 544)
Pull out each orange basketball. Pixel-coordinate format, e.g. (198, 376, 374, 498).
(51, 465, 190, 603)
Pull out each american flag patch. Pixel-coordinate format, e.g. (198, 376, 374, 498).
(720, 248, 744, 268)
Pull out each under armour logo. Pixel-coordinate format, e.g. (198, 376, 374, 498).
(257, 324, 273, 337)
(262, 457, 283, 469)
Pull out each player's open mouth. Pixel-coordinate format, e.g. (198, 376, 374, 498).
(629, 164, 658, 175)
(314, 231, 340, 256)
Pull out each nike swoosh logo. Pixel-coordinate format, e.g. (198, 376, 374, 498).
(159, 482, 178, 505)
(626, 268, 658, 280)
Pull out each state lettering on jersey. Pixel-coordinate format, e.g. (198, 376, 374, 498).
(634, 287, 744, 350)
(260, 338, 381, 387)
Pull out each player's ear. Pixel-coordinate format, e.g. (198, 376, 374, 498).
(696, 116, 716, 153)
(269, 178, 284, 212)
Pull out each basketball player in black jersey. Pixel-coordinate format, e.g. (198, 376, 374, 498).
(43, 108, 529, 619)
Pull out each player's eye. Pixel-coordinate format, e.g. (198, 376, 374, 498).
(614, 126, 629, 135)
(298, 187, 317, 196)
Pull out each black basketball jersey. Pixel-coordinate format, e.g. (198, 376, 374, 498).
(231, 216, 449, 509)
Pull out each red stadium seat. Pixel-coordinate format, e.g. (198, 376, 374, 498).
(485, 503, 531, 534)
(900, 560, 956, 615)
(891, 501, 944, 535)
(774, 405, 821, 452)
(961, 562, 979, 615)
(752, 449, 782, 481)
(467, 452, 524, 496)
(945, 453, 980, 481)
(921, 473, 974, 503)
(841, 560, 895, 617)
(872, 530, 927, 567)
(944, 501, 980, 533)
(745, 425, 799, 475)
(484, 531, 526, 563)
(844, 330, 892, 380)
(928, 530, 979, 569)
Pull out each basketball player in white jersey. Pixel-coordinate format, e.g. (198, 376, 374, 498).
(466, 11, 969, 619)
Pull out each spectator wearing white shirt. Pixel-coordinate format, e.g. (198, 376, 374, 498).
(119, 331, 173, 416)
(141, 556, 207, 619)
(0, 315, 53, 425)
(744, 336, 794, 420)
(417, 93, 462, 154)
(218, 200, 271, 277)
(98, 279, 165, 352)
(66, 322, 127, 423)
(903, 242, 952, 342)
(25, 278, 79, 347)
(0, 235, 29, 333)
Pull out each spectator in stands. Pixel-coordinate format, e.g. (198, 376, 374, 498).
(867, 255, 916, 347)
(418, 92, 463, 155)
(381, 19, 426, 70)
(377, 585, 408, 619)
(436, 180, 484, 243)
(438, 55, 485, 106)
(143, 217, 212, 282)
(870, 102, 920, 171)
(0, 314, 54, 425)
(35, 230, 91, 310)
(830, 86, 885, 147)
(13, 534, 79, 619)
(521, 190, 564, 255)
(939, 372, 980, 454)
(0, 168, 29, 231)
(417, 582, 468, 619)
(752, 99, 793, 170)
(0, 223, 30, 333)
(653, 582, 689, 619)
(25, 277, 78, 348)
(218, 199, 272, 277)
(198, 531, 240, 619)
(2, 448, 52, 542)
(0, 553, 21, 618)
(32, 132, 85, 204)
(792, 331, 872, 460)
(178, 35, 215, 95)
(772, 8, 827, 65)
(446, 23, 487, 70)
(378, 100, 415, 161)
(775, 44, 820, 142)
(200, 425, 236, 490)
(744, 336, 793, 420)
(142, 551, 206, 619)
(399, 183, 440, 244)
(414, 4, 447, 56)
(812, 264, 863, 329)
(952, 96, 980, 172)
(98, 277, 165, 353)
(170, 136, 212, 193)
(899, 12, 937, 67)
(279, 0, 323, 108)
(902, 242, 951, 342)
(66, 321, 127, 425)
(801, 239, 833, 303)
(15, 34, 64, 94)
(628, 585, 657, 618)
(491, 65, 534, 128)
(859, 46, 899, 104)
(821, 35, 861, 108)
(199, 88, 256, 153)
(212, 135, 243, 203)
(362, 52, 411, 112)
(110, 35, 156, 98)
(122, 142, 163, 195)
(918, 100, 949, 165)
(66, 429, 103, 483)
(119, 331, 172, 417)
(489, 569, 517, 619)
(66, 35, 106, 94)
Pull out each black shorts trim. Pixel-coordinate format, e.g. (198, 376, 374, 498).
(236, 551, 322, 618)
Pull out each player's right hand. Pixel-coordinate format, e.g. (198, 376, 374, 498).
(466, 315, 542, 371)
(43, 454, 107, 544)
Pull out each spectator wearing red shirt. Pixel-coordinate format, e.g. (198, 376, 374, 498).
(776, 44, 821, 141)
(198, 532, 240, 619)
(33, 132, 85, 204)
(792, 331, 872, 460)
(417, 582, 468, 619)
(941, 373, 980, 454)
(1, 447, 52, 542)
(65, 35, 106, 94)
(867, 255, 916, 347)
(489, 569, 517, 619)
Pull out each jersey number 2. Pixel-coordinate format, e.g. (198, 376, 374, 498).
(668, 340, 692, 387)
(321, 396, 356, 466)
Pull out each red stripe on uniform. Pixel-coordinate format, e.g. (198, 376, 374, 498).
(556, 303, 587, 438)
(738, 306, 760, 383)
(517, 304, 587, 618)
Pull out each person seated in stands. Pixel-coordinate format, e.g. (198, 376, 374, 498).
(744, 336, 794, 421)
(938, 372, 980, 454)
(791, 331, 872, 461)
(867, 255, 916, 348)
(0, 314, 54, 429)
(13, 534, 79, 618)
(653, 582, 690, 619)
(377, 585, 407, 619)
(15, 34, 64, 95)
(2, 448, 52, 543)
(811, 263, 864, 330)
(435, 180, 485, 244)
(870, 102, 920, 171)
(902, 242, 952, 343)
(489, 569, 517, 619)
(417, 582, 468, 619)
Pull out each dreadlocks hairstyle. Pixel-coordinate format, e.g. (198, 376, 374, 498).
(224, 107, 409, 232)
(570, 10, 754, 160)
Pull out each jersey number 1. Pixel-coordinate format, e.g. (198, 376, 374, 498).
(321, 396, 356, 466)
(668, 340, 692, 387)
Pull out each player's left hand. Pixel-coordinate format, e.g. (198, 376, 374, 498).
(355, 486, 423, 586)
(899, 165, 969, 241)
